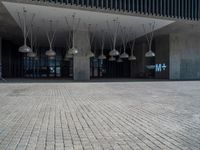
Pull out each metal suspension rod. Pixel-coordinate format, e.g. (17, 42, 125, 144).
(106, 19, 120, 49)
(45, 20, 57, 50)
(113, 20, 120, 49)
(101, 30, 105, 54)
(143, 22, 156, 50)
(23, 8, 27, 45)
(120, 26, 129, 53)
(65, 13, 81, 48)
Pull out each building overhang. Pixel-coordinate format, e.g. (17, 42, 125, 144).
(3, 1, 174, 47)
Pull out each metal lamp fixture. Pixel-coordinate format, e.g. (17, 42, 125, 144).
(128, 34, 137, 61)
(27, 51, 37, 58)
(120, 52, 129, 58)
(117, 47, 123, 63)
(109, 49, 119, 56)
(143, 22, 156, 58)
(145, 50, 155, 57)
(45, 20, 57, 57)
(27, 24, 37, 58)
(107, 19, 120, 56)
(98, 54, 106, 60)
(46, 49, 56, 57)
(88, 24, 96, 58)
(88, 51, 95, 58)
(98, 30, 106, 60)
(68, 47, 78, 55)
(64, 31, 74, 61)
(120, 26, 129, 59)
(17, 8, 35, 53)
(65, 14, 80, 55)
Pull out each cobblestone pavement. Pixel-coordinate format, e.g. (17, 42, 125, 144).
(0, 81, 200, 150)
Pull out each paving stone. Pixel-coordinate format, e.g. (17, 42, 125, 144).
(0, 81, 200, 150)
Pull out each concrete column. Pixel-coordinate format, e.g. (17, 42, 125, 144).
(170, 33, 200, 80)
(73, 31, 91, 81)
(0, 37, 2, 78)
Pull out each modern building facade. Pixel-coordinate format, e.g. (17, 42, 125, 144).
(0, 0, 200, 80)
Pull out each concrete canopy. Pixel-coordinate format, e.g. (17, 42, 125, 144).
(3, 1, 174, 48)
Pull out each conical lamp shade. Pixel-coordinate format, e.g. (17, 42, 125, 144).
(98, 54, 106, 60)
(109, 49, 119, 56)
(129, 55, 136, 61)
(68, 47, 78, 55)
(120, 52, 129, 58)
(145, 50, 155, 57)
(46, 49, 56, 57)
(88, 51, 95, 58)
(27, 52, 37, 58)
(19, 44, 32, 53)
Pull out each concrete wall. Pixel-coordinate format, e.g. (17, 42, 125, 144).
(73, 31, 91, 81)
(0, 37, 1, 78)
(170, 33, 200, 80)
(155, 35, 169, 79)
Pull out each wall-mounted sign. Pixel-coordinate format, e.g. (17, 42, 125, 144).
(155, 64, 167, 72)
(146, 63, 167, 72)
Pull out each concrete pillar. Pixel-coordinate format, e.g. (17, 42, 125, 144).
(73, 31, 91, 81)
(155, 35, 169, 79)
(0, 37, 2, 78)
(169, 33, 200, 80)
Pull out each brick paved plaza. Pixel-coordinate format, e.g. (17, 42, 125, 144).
(0, 81, 200, 150)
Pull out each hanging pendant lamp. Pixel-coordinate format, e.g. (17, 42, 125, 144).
(119, 26, 129, 59)
(98, 54, 106, 60)
(18, 9, 35, 53)
(120, 52, 129, 58)
(107, 19, 120, 57)
(46, 49, 56, 57)
(65, 14, 80, 55)
(129, 55, 137, 61)
(68, 47, 78, 55)
(64, 31, 74, 61)
(109, 49, 119, 56)
(19, 45, 32, 53)
(88, 51, 95, 58)
(98, 30, 107, 60)
(129, 37, 137, 61)
(45, 20, 56, 57)
(27, 52, 37, 58)
(88, 24, 96, 58)
(143, 23, 156, 58)
(145, 50, 155, 57)
(27, 24, 37, 58)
